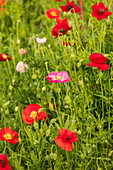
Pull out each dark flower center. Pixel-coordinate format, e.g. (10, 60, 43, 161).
(68, 5, 73, 10)
(99, 9, 104, 13)
(66, 136, 70, 140)
(0, 159, 4, 166)
(59, 28, 65, 33)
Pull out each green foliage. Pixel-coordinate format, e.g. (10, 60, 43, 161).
(0, 0, 113, 169)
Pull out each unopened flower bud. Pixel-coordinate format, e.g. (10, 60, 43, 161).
(17, 39, 20, 44)
(77, 130, 81, 135)
(108, 150, 113, 157)
(33, 122, 38, 129)
(68, 11, 72, 16)
(15, 106, 19, 111)
(97, 124, 102, 130)
(18, 137, 22, 143)
(48, 103, 54, 110)
(63, 12, 67, 17)
(86, 127, 91, 133)
(78, 80, 83, 87)
(42, 87, 46, 91)
(64, 95, 71, 104)
(5, 110, 9, 115)
(9, 85, 13, 90)
(38, 108, 44, 113)
(3, 101, 10, 107)
(32, 74, 37, 80)
(70, 54, 75, 58)
(77, 62, 81, 67)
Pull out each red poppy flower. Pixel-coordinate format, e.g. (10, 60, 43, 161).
(22, 104, 46, 125)
(55, 129, 78, 151)
(46, 8, 61, 19)
(0, 154, 11, 170)
(0, 127, 19, 144)
(0, 0, 5, 7)
(61, 0, 80, 13)
(0, 54, 12, 61)
(52, 18, 72, 39)
(87, 53, 109, 71)
(92, 2, 111, 21)
(0, 0, 6, 12)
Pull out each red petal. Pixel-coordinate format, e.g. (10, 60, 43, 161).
(89, 53, 108, 64)
(97, 63, 109, 71)
(55, 136, 73, 151)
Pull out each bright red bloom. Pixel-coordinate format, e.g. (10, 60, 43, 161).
(61, 0, 80, 13)
(0, 154, 11, 170)
(52, 18, 72, 39)
(87, 53, 109, 71)
(46, 8, 61, 19)
(22, 104, 46, 125)
(0, 0, 6, 12)
(55, 129, 78, 151)
(0, 54, 12, 61)
(0, 127, 19, 144)
(92, 2, 111, 21)
(0, 0, 5, 7)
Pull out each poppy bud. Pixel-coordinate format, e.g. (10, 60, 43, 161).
(86, 127, 91, 133)
(38, 108, 44, 113)
(42, 87, 46, 91)
(9, 85, 13, 90)
(77, 62, 81, 67)
(108, 150, 113, 157)
(78, 80, 83, 87)
(45, 155, 50, 161)
(15, 106, 19, 111)
(64, 95, 71, 104)
(17, 39, 20, 44)
(70, 54, 75, 58)
(97, 124, 102, 130)
(48, 103, 54, 110)
(32, 74, 37, 80)
(3, 101, 10, 107)
(77, 130, 81, 135)
(67, 11, 72, 16)
(34, 122, 38, 129)
(18, 137, 22, 143)
(63, 12, 67, 17)
(5, 110, 9, 115)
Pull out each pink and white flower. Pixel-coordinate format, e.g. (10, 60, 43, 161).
(16, 61, 28, 73)
(19, 48, 28, 55)
(46, 71, 71, 83)
(36, 37, 46, 45)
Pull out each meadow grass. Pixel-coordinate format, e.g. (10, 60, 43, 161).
(0, 0, 113, 169)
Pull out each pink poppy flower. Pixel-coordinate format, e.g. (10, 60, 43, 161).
(16, 61, 28, 73)
(46, 71, 71, 83)
(36, 37, 46, 45)
(19, 48, 28, 55)
(87, 53, 109, 71)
